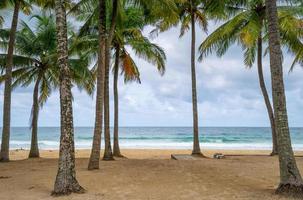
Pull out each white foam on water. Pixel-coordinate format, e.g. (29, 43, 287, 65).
(6, 140, 303, 151)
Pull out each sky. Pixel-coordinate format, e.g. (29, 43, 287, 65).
(1, 9, 303, 127)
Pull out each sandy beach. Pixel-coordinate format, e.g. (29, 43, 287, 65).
(1, 149, 303, 200)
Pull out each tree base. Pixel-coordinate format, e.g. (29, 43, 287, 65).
(113, 152, 126, 158)
(276, 183, 303, 198)
(270, 151, 278, 156)
(88, 161, 99, 170)
(52, 183, 85, 196)
(102, 155, 115, 161)
(51, 185, 85, 197)
(0, 157, 9, 162)
(28, 151, 40, 158)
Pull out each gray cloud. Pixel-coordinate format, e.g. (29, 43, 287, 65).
(1, 14, 302, 127)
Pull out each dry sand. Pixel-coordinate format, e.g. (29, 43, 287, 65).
(1, 149, 303, 200)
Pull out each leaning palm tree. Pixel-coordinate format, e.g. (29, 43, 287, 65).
(265, 0, 303, 196)
(70, 0, 118, 163)
(0, 0, 31, 162)
(198, 0, 303, 156)
(0, 13, 94, 158)
(52, 0, 85, 195)
(111, 6, 166, 156)
(70, 0, 107, 169)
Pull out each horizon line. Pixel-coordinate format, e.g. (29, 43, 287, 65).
(2, 126, 303, 128)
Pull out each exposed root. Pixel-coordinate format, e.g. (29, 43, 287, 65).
(51, 184, 85, 196)
(276, 183, 303, 198)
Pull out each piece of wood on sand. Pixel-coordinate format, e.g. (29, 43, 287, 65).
(171, 154, 205, 160)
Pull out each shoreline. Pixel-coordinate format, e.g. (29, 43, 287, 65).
(8, 148, 303, 160)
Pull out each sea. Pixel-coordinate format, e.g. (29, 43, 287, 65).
(2, 127, 303, 150)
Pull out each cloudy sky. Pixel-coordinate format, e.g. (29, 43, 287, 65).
(1, 10, 303, 127)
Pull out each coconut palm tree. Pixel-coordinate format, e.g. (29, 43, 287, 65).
(70, 0, 118, 164)
(52, 0, 85, 195)
(111, 7, 166, 156)
(155, 0, 208, 156)
(198, 0, 303, 156)
(279, 5, 303, 71)
(89, 0, 107, 168)
(102, 0, 119, 161)
(71, 4, 167, 158)
(70, 0, 107, 169)
(0, 13, 94, 158)
(70, 0, 177, 168)
(265, 0, 303, 196)
(0, 0, 31, 162)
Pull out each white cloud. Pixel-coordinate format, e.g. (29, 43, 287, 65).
(1, 14, 303, 127)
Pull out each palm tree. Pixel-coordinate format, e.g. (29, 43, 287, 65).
(70, 0, 118, 164)
(279, 5, 303, 71)
(198, 1, 303, 156)
(0, 0, 31, 162)
(111, 6, 166, 156)
(70, 0, 178, 167)
(102, 0, 119, 161)
(88, 0, 107, 168)
(265, 0, 303, 196)
(0, 14, 94, 158)
(161, 0, 208, 156)
(52, 0, 85, 195)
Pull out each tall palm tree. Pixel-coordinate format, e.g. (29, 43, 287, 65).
(265, 0, 303, 196)
(70, 0, 118, 163)
(0, 0, 31, 162)
(198, 1, 302, 156)
(52, 0, 85, 195)
(0, 14, 94, 158)
(70, 0, 107, 169)
(158, 0, 208, 156)
(88, 0, 107, 168)
(111, 7, 166, 156)
(102, 0, 119, 161)
(71, 0, 177, 167)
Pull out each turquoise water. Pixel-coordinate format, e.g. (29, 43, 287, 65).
(2, 127, 303, 150)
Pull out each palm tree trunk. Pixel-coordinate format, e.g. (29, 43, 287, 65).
(265, 0, 303, 196)
(103, 41, 114, 160)
(103, 0, 119, 161)
(29, 76, 41, 158)
(52, 0, 84, 195)
(257, 35, 278, 156)
(88, 0, 106, 170)
(0, 1, 20, 162)
(190, 2, 202, 156)
(113, 46, 123, 157)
